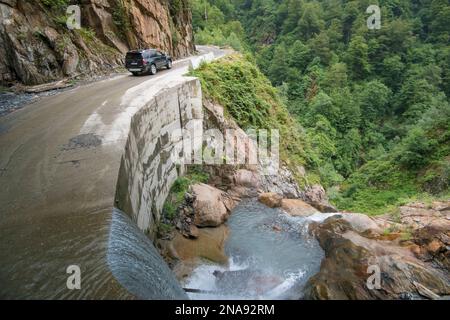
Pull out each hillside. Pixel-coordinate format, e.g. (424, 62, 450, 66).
(191, 0, 450, 214)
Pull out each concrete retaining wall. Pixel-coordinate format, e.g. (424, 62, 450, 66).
(115, 78, 203, 238)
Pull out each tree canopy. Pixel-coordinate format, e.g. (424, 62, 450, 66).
(191, 0, 450, 213)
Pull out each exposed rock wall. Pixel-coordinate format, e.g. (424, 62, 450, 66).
(124, 0, 194, 58)
(0, 0, 195, 85)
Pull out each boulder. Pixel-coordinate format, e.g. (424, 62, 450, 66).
(258, 192, 283, 208)
(182, 224, 199, 239)
(304, 215, 450, 300)
(227, 169, 261, 198)
(432, 201, 450, 212)
(233, 169, 260, 189)
(259, 166, 302, 198)
(1, 0, 17, 7)
(340, 213, 383, 233)
(281, 199, 319, 217)
(398, 204, 445, 229)
(371, 202, 450, 271)
(191, 183, 236, 227)
(413, 223, 450, 270)
(171, 225, 230, 264)
(302, 184, 338, 213)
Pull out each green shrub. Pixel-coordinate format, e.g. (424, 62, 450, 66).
(53, 14, 69, 28)
(189, 54, 321, 185)
(112, 0, 131, 39)
(162, 168, 210, 221)
(77, 28, 96, 42)
(396, 127, 438, 170)
(41, 0, 69, 9)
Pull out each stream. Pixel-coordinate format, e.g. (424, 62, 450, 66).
(185, 199, 335, 300)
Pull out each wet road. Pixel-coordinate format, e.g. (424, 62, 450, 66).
(0, 46, 227, 299)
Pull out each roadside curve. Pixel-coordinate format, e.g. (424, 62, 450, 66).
(0, 45, 229, 299)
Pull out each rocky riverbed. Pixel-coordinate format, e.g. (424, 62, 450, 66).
(158, 176, 450, 300)
(156, 99, 450, 300)
(304, 201, 450, 300)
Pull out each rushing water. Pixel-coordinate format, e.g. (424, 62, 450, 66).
(108, 208, 187, 299)
(185, 199, 333, 300)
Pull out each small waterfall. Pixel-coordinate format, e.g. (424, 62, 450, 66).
(185, 199, 331, 300)
(107, 208, 187, 300)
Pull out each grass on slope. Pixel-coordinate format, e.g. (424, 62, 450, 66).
(190, 54, 449, 215)
(190, 54, 320, 186)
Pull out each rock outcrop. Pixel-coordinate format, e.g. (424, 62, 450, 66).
(0, 0, 195, 85)
(258, 192, 321, 216)
(169, 225, 230, 265)
(258, 192, 283, 208)
(301, 184, 337, 213)
(190, 183, 236, 227)
(375, 201, 450, 271)
(202, 100, 306, 200)
(281, 199, 319, 217)
(304, 206, 450, 300)
(259, 165, 303, 198)
(227, 169, 261, 198)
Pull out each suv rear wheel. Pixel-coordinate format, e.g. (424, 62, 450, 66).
(150, 64, 157, 75)
(166, 59, 172, 69)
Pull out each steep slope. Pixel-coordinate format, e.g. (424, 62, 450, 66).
(190, 0, 450, 214)
(0, 0, 195, 85)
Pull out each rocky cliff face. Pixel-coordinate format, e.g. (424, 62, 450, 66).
(0, 0, 195, 85)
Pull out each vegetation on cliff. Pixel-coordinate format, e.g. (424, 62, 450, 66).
(191, 0, 450, 214)
(191, 55, 320, 184)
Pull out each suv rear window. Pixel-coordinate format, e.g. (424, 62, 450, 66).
(126, 52, 143, 59)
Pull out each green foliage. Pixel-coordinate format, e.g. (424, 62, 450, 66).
(191, 55, 276, 130)
(191, 0, 245, 51)
(162, 168, 210, 221)
(169, 0, 184, 17)
(112, 0, 131, 39)
(333, 159, 419, 215)
(345, 36, 370, 79)
(74, 28, 118, 58)
(195, 26, 244, 51)
(53, 14, 69, 28)
(77, 28, 96, 42)
(192, 0, 450, 214)
(41, 0, 68, 9)
(190, 54, 320, 183)
(396, 127, 438, 170)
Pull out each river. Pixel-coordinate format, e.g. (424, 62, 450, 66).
(184, 199, 335, 300)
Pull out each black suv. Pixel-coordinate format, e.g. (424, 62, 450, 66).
(125, 49, 172, 76)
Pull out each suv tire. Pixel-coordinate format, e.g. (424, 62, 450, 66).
(150, 64, 157, 75)
(166, 59, 173, 69)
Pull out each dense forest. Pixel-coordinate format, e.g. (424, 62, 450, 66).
(189, 0, 450, 214)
